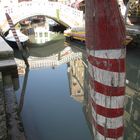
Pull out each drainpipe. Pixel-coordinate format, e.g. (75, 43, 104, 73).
(85, 0, 126, 139)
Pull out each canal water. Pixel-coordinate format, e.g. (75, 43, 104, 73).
(13, 21, 140, 140)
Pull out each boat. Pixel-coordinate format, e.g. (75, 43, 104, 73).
(64, 27, 133, 45)
(64, 27, 85, 42)
(5, 30, 29, 48)
(20, 19, 31, 26)
(31, 16, 45, 24)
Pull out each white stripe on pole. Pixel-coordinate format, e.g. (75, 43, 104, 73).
(92, 125, 123, 140)
(87, 49, 125, 59)
(88, 62, 125, 87)
(90, 88, 125, 108)
(91, 106, 123, 129)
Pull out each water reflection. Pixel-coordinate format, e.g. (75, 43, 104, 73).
(18, 67, 29, 114)
(14, 20, 140, 140)
(124, 47, 140, 140)
(23, 20, 65, 44)
(16, 41, 93, 140)
(67, 56, 86, 103)
(15, 46, 82, 69)
(15, 41, 140, 140)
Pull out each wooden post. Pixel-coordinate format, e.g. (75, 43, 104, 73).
(85, 0, 126, 139)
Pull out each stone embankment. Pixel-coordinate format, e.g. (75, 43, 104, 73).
(0, 36, 26, 140)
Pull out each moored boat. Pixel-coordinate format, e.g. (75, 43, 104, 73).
(5, 30, 29, 49)
(64, 27, 85, 42)
(64, 27, 133, 45)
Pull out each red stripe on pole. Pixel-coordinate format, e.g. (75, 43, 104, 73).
(85, 0, 125, 50)
(88, 55, 125, 72)
(91, 116, 124, 138)
(91, 98, 124, 118)
(89, 76, 125, 96)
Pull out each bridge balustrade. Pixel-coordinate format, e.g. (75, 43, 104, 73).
(0, 1, 84, 33)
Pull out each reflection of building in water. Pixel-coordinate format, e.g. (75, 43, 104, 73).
(34, 26, 51, 44)
(124, 51, 140, 140)
(17, 66, 25, 76)
(28, 18, 57, 44)
(124, 86, 140, 140)
(67, 57, 85, 103)
(124, 69, 140, 140)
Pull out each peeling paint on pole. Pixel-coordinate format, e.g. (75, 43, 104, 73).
(85, 0, 126, 139)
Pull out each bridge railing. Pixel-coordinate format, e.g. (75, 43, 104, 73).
(58, 3, 83, 27)
(0, 1, 84, 33)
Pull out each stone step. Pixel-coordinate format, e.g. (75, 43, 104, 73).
(3, 75, 26, 140)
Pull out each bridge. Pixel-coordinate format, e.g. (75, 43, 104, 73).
(0, 0, 84, 33)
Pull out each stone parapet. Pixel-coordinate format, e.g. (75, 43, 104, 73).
(0, 36, 18, 78)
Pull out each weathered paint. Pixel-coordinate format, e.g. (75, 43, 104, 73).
(85, 0, 126, 139)
(86, 0, 126, 50)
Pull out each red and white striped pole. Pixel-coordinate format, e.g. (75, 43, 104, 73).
(5, 13, 29, 67)
(86, 0, 126, 139)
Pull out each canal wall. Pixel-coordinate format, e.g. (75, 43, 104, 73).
(0, 73, 7, 139)
(0, 36, 26, 139)
(0, 36, 17, 73)
(3, 74, 25, 140)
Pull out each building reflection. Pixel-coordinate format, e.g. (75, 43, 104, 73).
(16, 44, 83, 113)
(124, 47, 140, 140)
(17, 66, 26, 75)
(25, 18, 60, 44)
(65, 42, 140, 140)
(124, 86, 140, 140)
(67, 57, 85, 103)
(34, 26, 51, 44)
(16, 41, 140, 140)
(65, 42, 94, 137)
(66, 46, 94, 137)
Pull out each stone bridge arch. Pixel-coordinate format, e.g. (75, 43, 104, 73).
(0, 1, 84, 33)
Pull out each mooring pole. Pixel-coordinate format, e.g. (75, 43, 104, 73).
(85, 0, 126, 139)
(5, 13, 29, 67)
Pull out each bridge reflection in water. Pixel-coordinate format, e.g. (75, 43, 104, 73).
(14, 39, 140, 140)
(15, 42, 92, 140)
